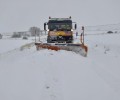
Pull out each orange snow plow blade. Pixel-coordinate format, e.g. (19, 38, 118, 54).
(35, 43, 88, 57)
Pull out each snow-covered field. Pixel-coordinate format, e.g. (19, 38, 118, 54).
(0, 32, 120, 100)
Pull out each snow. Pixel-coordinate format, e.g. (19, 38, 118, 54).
(0, 32, 120, 100)
(0, 39, 31, 54)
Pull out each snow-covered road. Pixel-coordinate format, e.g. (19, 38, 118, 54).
(0, 33, 120, 100)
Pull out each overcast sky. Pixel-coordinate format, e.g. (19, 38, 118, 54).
(0, 0, 120, 32)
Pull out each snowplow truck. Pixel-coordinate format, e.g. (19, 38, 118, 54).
(35, 17, 88, 57)
(44, 17, 77, 43)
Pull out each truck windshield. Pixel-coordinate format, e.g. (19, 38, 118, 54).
(48, 21, 72, 31)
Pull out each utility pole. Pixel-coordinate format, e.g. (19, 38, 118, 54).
(82, 26, 84, 45)
(35, 30, 36, 42)
(39, 30, 41, 42)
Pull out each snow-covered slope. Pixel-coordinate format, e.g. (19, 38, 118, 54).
(0, 32, 120, 100)
(85, 23, 120, 31)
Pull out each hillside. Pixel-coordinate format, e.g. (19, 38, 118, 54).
(85, 23, 120, 32)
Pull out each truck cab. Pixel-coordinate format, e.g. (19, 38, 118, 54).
(44, 17, 77, 43)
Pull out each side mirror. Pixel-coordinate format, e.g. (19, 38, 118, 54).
(75, 24, 77, 29)
(44, 23, 46, 31)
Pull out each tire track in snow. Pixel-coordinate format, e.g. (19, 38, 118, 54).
(88, 56, 120, 95)
(40, 52, 64, 100)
